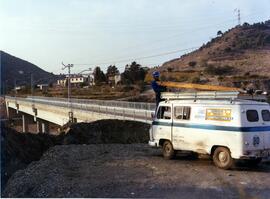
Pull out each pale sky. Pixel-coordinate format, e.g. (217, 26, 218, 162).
(0, 0, 269, 74)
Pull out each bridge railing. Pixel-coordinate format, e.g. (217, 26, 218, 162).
(5, 96, 155, 123)
(25, 96, 156, 110)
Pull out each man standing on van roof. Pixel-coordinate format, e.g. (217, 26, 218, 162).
(151, 71, 167, 107)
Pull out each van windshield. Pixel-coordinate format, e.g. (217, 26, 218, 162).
(157, 106, 171, 120)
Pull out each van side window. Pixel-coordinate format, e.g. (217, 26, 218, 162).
(157, 106, 171, 120)
(174, 106, 191, 120)
(262, 110, 270, 121)
(246, 110, 259, 122)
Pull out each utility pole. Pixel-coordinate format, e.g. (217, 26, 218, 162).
(14, 79, 16, 94)
(62, 62, 74, 122)
(30, 73, 34, 96)
(234, 9, 241, 26)
(30, 73, 35, 111)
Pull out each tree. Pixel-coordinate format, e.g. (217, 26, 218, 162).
(188, 61, 197, 67)
(93, 66, 107, 85)
(217, 30, 223, 36)
(121, 61, 146, 84)
(106, 65, 119, 78)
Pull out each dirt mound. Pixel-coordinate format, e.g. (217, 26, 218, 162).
(63, 120, 150, 145)
(1, 122, 63, 192)
(1, 119, 150, 193)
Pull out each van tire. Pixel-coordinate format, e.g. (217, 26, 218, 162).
(162, 141, 175, 160)
(213, 147, 233, 169)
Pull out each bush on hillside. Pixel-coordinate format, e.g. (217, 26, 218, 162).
(204, 65, 234, 76)
(188, 61, 197, 67)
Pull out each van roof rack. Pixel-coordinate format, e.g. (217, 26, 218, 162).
(161, 91, 268, 102)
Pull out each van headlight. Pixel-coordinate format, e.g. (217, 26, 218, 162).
(253, 136, 260, 147)
(149, 128, 153, 141)
(244, 141, 249, 146)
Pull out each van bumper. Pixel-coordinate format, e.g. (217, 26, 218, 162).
(148, 140, 158, 147)
(239, 149, 270, 159)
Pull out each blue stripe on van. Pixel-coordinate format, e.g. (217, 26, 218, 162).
(152, 121, 270, 132)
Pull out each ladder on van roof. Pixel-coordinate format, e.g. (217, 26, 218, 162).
(161, 91, 268, 102)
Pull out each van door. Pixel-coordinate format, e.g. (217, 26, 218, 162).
(172, 106, 192, 150)
(152, 105, 173, 143)
(245, 108, 265, 151)
(261, 108, 270, 150)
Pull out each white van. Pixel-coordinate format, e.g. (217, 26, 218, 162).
(149, 91, 270, 169)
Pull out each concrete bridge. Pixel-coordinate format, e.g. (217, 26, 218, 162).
(5, 96, 155, 133)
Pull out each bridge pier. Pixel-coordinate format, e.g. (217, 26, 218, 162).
(41, 121, 50, 134)
(22, 114, 30, 133)
(7, 107, 17, 119)
(36, 120, 42, 133)
(36, 119, 50, 134)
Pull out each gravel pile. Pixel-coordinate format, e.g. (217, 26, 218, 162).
(1, 119, 150, 194)
(1, 122, 62, 192)
(63, 120, 150, 144)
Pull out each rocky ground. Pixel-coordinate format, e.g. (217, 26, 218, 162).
(3, 144, 270, 198)
(0, 119, 149, 195)
(1, 119, 270, 198)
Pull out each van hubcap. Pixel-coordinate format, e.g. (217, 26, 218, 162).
(165, 144, 170, 152)
(218, 152, 227, 162)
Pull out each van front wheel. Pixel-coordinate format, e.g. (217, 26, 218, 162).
(162, 141, 175, 160)
(213, 147, 233, 169)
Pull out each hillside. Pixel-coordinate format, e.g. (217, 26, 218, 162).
(150, 20, 270, 91)
(0, 51, 57, 93)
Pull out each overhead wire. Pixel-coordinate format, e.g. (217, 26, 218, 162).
(66, 11, 267, 72)
(73, 46, 198, 66)
(83, 11, 266, 64)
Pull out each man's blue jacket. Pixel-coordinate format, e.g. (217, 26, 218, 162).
(151, 80, 166, 105)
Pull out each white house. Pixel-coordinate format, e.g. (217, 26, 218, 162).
(57, 79, 67, 87)
(37, 84, 49, 91)
(57, 74, 95, 87)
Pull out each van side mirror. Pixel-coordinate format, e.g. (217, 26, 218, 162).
(151, 112, 155, 120)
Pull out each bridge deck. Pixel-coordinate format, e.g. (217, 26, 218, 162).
(5, 96, 155, 126)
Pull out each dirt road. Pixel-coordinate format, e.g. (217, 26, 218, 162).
(3, 144, 270, 198)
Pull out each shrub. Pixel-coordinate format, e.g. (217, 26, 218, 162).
(217, 76, 224, 81)
(177, 76, 189, 82)
(191, 76, 200, 83)
(244, 72, 250, 76)
(200, 59, 208, 67)
(188, 61, 197, 67)
(167, 67, 173, 72)
(224, 47, 232, 52)
(204, 65, 234, 76)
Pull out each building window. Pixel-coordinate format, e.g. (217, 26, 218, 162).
(246, 110, 259, 122)
(174, 106, 191, 120)
(157, 106, 171, 120)
(262, 110, 270, 121)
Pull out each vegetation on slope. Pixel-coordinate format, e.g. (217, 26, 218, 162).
(148, 20, 270, 91)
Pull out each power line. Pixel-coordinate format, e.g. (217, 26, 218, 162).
(73, 46, 198, 66)
(65, 11, 263, 71)
(85, 12, 260, 62)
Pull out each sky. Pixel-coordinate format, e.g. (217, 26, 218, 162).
(0, 0, 269, 74)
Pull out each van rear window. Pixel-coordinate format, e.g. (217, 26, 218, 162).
(246, 110, 259, 122)
(262, 110, 270, 121)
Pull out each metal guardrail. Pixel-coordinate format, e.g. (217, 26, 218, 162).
(25, 96, 156, 110)
(5, 96, 155, 123)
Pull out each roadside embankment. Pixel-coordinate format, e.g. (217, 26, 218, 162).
(1, 119, 150, 194)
